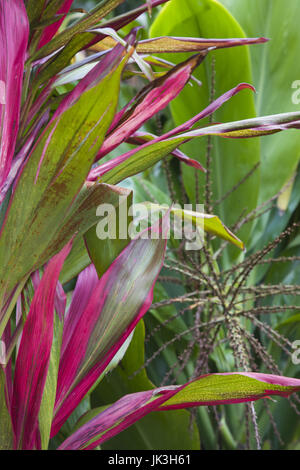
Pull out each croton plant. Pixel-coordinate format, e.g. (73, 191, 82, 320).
(0, 0, 299, 450)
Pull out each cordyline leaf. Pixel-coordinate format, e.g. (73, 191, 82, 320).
(97, 108, 300, 186)
(57, 184, 132, 285)
(96, 54, 206, 161)
(33, 0, 171, 87)
(0, 0, 29, 193)
(51, 216, 169, 436)
(38, 295, 65, 450)
(11, 242, 72, 450)
(59, 237, 91, 285)
(84, 188, 133, 278)
(32, 0, 127, 60)
(38, 0, 73, 49)
(95, 35, 267, 54)
(39, 183, 132, 273)
(144, 203, 244, 249)
(0, 368, 13, 450)
(90, 320, 200, 450)
(25, 0, 47, 25)
(0, 40, 133, 318)
(88, 83, 255, 183)
(126, 131, 205, 171)
(0, 108, 50, 206)
(58, 372, 300, 450)
(100, 0, 170, 33)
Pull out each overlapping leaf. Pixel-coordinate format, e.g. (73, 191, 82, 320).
(11, 242, 71, 450)
(0, 0, 29, 192)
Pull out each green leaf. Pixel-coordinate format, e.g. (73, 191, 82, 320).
(39, 312, 64, 450)
(220, 0, 300, 203)
(90, 321, 200, 450)
(0, 368, 13, 450)
(150, 0, 260, 248)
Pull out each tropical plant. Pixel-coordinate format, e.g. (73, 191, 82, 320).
(122, 0, 300, 450)
(0, 0, 299, 451)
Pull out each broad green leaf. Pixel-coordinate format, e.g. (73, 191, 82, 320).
(0, 368, 13, 450)
(150, 0, 260, 248)
(90, 321, 201, 450)
(220, 0, 300, 203)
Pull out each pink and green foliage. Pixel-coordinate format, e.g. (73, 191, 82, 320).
(0, 0, 299, 450)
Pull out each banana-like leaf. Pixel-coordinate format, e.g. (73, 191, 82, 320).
(51, 216, 169, 436)
(59, 372, 300, 450)
(11, 242, 71, 450)
(0, 42, 132, 318)
(0, 0, 29, 193)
